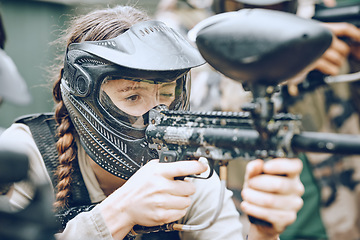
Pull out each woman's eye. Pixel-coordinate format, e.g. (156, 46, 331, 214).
(161, 93, 174, 98)
(125, 95, 139, 102)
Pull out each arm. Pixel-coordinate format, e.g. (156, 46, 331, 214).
(97, 160, 208, 239)
(57, 206, 113, 240)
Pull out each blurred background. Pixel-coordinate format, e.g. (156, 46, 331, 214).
(2, 1, 360, 239)
(0, 0, 161, 129)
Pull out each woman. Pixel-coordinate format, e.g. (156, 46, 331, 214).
(0, 5, 304, 240)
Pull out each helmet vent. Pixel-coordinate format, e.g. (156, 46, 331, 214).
(96, 40, 116, 47)
(76, 57, 107, 65)
(138, 24, 169, 37)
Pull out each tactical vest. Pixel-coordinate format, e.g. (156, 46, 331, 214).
(16, 113, 180, 240)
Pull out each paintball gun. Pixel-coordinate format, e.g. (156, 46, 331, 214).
(281, 0, 360, 98)
(130, 9, 360, 235)
(0, 146, 58, 240)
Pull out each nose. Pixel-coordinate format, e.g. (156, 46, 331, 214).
(142, 90, 162, 115)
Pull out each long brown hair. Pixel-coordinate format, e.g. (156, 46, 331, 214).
(52, 5, 150, 209)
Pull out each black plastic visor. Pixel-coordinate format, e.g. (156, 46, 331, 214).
(68, 20, 205, 72)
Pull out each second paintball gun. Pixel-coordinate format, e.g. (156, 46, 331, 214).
(280, 0, 360, 98)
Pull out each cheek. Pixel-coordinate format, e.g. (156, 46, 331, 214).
(126, 107, 149, 117)
(120, 99, 155, 117)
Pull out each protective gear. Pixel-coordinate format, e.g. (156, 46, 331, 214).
(212, 0, 298, 14)
(61, 20, 205, 180)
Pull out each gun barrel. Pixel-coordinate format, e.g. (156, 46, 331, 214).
(292, 131, 360, 155)
(147, 125, 360, 158)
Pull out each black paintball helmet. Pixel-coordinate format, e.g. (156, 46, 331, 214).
(61, 20, 205, 179)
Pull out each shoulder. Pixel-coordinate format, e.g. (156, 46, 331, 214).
(5, 113, 58, 156)
(0, 112, 55, 141)
(0, 122, 33, 146)
(14, 112, 56, 132)
(15, 112, 55, 123)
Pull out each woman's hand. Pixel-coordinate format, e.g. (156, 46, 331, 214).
(99, 159, 208, 239)
(241, 158, 304, 240)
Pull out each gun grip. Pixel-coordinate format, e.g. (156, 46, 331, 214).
(246, 171, 285, 227)
(248, 215, 272, 227)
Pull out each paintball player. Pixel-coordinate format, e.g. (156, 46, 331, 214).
(207, 0, 360, 239)
(283, 1, 360, 239)
(0, 5, 304, 240)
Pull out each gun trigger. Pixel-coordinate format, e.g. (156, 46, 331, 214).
(159, 151, 178, 163)
(207, 159, 215, 179)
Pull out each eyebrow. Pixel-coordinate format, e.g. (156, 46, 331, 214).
(117, 81, 176, 92)
(118, 85, 143, 92)
(160, 82, 176, 88)
(116, 81, 144, 93)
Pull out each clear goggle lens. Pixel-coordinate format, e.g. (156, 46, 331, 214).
(99, 74, 188, 128)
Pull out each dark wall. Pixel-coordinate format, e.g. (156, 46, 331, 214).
(0, 0, 160, 128)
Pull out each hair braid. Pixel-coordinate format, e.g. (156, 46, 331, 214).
(53, 70, 78, 209)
